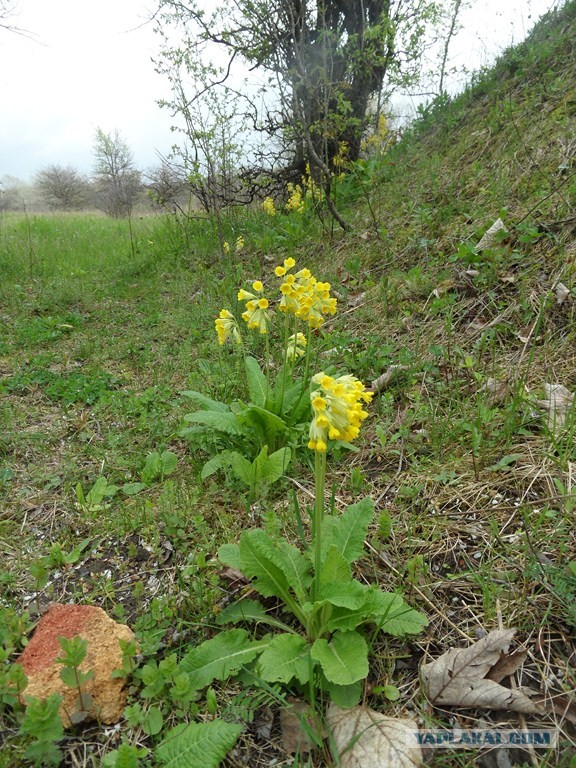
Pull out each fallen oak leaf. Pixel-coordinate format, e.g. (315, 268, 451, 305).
(327, 703, 422, 768)
(477, 218, 508, 251)
(536, 384, 574, 433)
(485, 647, 528, 683)
(280, 698, 324, 754)
(554, 282, 571, 305)
(420, 628, 544, 714)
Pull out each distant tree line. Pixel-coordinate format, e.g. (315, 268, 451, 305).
(1, 127, 191, 217)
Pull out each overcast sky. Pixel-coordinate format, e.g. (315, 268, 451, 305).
(0, 0, 560, 183)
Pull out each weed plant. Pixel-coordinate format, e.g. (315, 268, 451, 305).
(2, 5, 576, 763)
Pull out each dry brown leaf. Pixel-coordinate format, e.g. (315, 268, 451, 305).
(537, 383, 575, 432)
(371, 365, 409, 393)
(327, 704, 422, 768)
(477, 218, 508, 251)
(347, 292, 366, 307)
(217, 566, 250, 588)
(485, 648, 528, 683)
(431, 279, 455, 299)
(534, 693, 576, 725)
(280, 699, 323, 754)
(554, 282, 571, 305)
(254, 705, 274, 740)
(420, 629, 544, 714)
(479, 377, 509, 406)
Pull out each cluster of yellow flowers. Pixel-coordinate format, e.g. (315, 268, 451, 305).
(361, 114, 390, 156)
(286, 332, 307, 361)
(262, 197, 276, 216)
(308, 373, 373, 453)
(215, 309, 242, 346)
(275, 258, 337, 329)
(332, 142, 349, 170)
(236, 281, 271, 335)
(286, 183, 305, 214)
(303, 164, 322, 202)
(214, 264, 371, 452)
(223, 235, 245, 255)
(215, 258, 336, 345)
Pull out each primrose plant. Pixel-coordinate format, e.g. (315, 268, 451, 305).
(181, 257, 338, 499)
(178, 376, 428, 709)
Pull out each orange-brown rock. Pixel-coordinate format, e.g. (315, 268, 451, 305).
(17, 603, 135, 727)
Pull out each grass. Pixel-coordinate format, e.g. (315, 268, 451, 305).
(1, 2, 576, 765)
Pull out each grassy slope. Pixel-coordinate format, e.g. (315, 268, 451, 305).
(1, 2, 576, 765)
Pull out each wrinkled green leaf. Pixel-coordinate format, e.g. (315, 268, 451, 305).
(238, 405, 287, 444)
(179, 629, 270, 689)
(159, 450, 178, 476)
(316, 580, 371, 610)
(230, 452, 254, 486)
(183, 410, 243, 435)
(85, 476, 117, 506)
(201, 450, 239, 480)
(245, 356, 270, 408)
(237, 530, 292, 602)
(320, 497, 373, 564)
(122, 481, 148, 496)
(319, 545, 352, 584)
(321, 678, 363, 709)
(258, 446, 291, 483)
(277, 539, 313, 603)
(371, 592, 428, 636)
(156, 720, 242, 768)
(216, 599, 293, 632)
(142, 705, 163, 736)
(216, 599, 269, 625)
(217, 543, 242, 570)
(141, 451, 178, 484)
(311, 631, 368, 685)
(181, 391, 230, 412)
(257, 633, 310, 684)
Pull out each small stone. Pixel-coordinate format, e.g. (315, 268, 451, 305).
(17, 603, 136, 727)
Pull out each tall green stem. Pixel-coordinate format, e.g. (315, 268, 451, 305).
(264, 332, 271, 408)
(312, 449, 326, 601)
(276, 312, 291, 415)
(287, 326, 313, 426)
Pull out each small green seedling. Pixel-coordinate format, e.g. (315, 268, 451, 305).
(56, 636, 94, 724)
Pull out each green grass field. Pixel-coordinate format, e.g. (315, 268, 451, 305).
(1, 4, 576, 766)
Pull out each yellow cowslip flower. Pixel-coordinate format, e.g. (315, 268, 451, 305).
(308, 372, 373, 452)
(223, 241, 230, 255)
(302, 165, 322, 202)
(236, 236, 245, 252)
(238, 282, 271, 334)
(275, 257, 297, 277)
(361, 114, 390, 156)
(286, 183, 305, 213)
(274, 258, 337, 327)
(242, 304, 270, 334)
(262, 196, 276, 216)
(333, 141, 349, 170)
(286, 332, 307, 361)
(215, 309, 242, 345)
